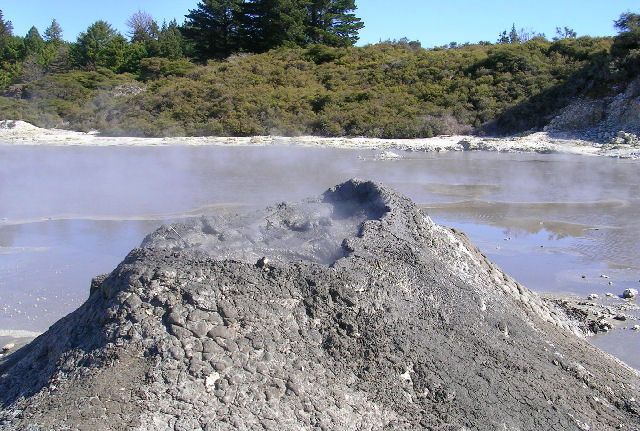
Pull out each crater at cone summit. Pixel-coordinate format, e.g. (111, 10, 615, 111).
(1, 179, 638, 430)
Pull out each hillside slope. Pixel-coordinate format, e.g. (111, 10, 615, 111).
(2, 36, 631, 140)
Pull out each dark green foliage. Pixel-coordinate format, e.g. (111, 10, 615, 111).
(612, 29, 640, 57)
(497, 24, 521, 45)
(614, 12, 640, 32)
(7, 38, 603, 137)
(38, 21, 70, 73)
(487, 45, 618, 134)
(611, 12, 640, 78)
(549, 36, 611, 61)
(119, 42, 148, 74)
(304, 0, 364, 46)
(158, 20, 185, 60)
(182, 0, 363, 61)
(0, 9, 13, 53)
(0, 11, 186, 90)
(497, 31, 509, 45)
(241, 0, 308, 52)
(24, 26, 44, 55)
(72, 21, 124, 70)
(1, 35, 624, 137)
(125, 11, 186, 61)
(139, 57, 195, 81)
(2, 35, 26, 62)
(508, 24, 520, 44)
(612, 13, 640, 56)
(41, 44, 72, 74)
(10, 68, 136, 130)
(183, 0, 244, 61)
(304, 43, 344, 63)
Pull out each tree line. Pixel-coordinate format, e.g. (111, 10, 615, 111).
(184, 0, 363, 60)
(0, 0, 362, 86)
(1, 6, 639, 139)
(0, 11, 188, 86)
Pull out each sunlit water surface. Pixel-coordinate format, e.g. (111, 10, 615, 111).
(1, 145, 639, 367)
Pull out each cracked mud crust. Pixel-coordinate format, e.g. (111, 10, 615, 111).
(1, 179, 638, 430)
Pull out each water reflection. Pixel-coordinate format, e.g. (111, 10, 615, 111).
(0, 219, 161, 331)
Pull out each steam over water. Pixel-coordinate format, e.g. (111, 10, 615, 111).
(1, 145, 639, 365)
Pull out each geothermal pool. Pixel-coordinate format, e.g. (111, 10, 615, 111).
(1, 145, 639, 366)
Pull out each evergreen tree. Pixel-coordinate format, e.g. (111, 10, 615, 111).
(240, 0, 308, 52)
(44, 19, 63, 44)
(612, 12, 640, 57)
(2, 39, 25, 63)
(100, 34, 128, 71)
(72, 20, 124, 69)
(614, 12, 640, 32)
(45, 44, 72, 74)
(120, 41, 148, 73)
(508, 24, 519, 44)
(24, 26, 44, 55)
(305, 0, 363, 46)
(0, 10, 13, 53)
(183, 0, 243, 61)
(41, 20, 69, 73)
(611, 11, 640, 76)
(126, 10, 161, 56)
(497, 30, 509, 44)
(158, 20, 184, 59)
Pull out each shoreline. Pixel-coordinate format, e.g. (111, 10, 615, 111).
(1, 120, 639, 159)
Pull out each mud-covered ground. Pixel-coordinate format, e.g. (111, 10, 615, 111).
(1, 180, 638, 430)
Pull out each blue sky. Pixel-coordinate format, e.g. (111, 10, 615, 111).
(1, 1, 637, 47)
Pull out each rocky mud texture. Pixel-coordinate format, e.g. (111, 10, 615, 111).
(1, 180, 639, 430)
(543, 294, 640, 336)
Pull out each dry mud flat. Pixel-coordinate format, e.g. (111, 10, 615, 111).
(0, 180, 638, 430)
(1, 120, 639, 159)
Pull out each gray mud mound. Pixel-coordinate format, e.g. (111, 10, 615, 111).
(1, 180, 638, 430)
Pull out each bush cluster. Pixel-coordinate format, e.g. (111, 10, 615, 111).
(2, 37, 616, 137)
(1, 9, 638, 138)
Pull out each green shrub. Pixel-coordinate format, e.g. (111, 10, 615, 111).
(0, 36, 628, 137)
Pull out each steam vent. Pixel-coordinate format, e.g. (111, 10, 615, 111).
(1, 180, 638, 430)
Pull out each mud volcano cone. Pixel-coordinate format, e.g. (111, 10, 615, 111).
(1, 180, 638, 430)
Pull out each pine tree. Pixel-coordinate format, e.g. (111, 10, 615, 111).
(497, 30, 509, 44)
(240, 0, 308, 52)
(72, 20, 123, 69)
(305, 0, 364, 46)
(182, 0, 364, 60)
(508, 24, 519, 44)
(612, 12, 640, 57)
(611, 11, 640, 76)
(44, 19, 63, 44)
(184, 0, 243, 61)
(0, 10, 13, 53)
(46, 45, 72, 74)
(158, 20, 184, 59)
(614, 12, 640, 32)
(24, 26, 44, 55)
